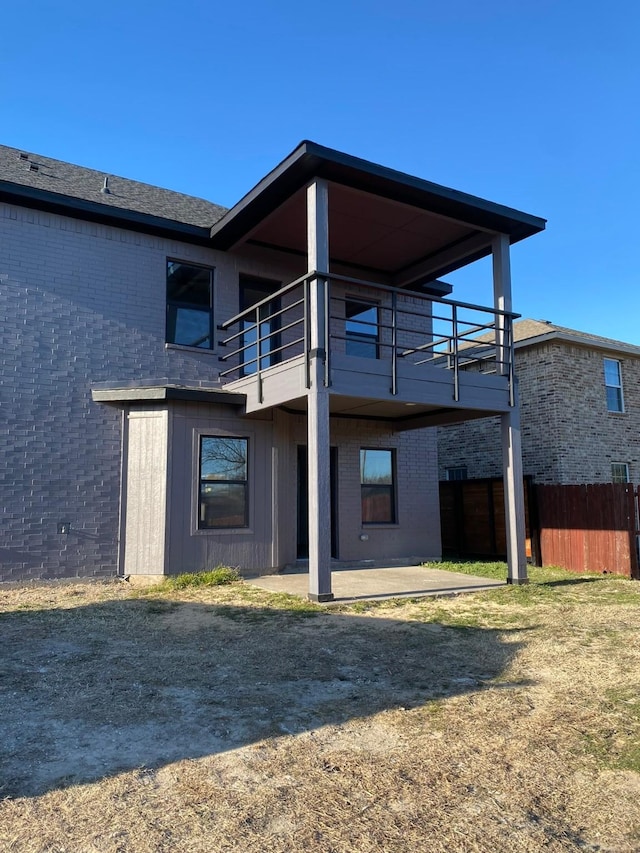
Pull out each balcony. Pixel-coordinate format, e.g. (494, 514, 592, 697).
(219, 272, 517, 427)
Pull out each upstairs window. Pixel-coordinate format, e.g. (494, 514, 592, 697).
(611, 462, 629, 483)
(239, 276, 281, 375)
(167, 260, 213, 348)
(360, 448, 396, 524)
(346, 299, 379, 358)
(604, 358, 624, 412)
(199, 437, 248, 528)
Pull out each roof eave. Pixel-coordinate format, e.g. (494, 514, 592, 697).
(0, 181, 214, 245)
(91, 385, 247, 405)
(209, 140, 547, 250)
(515, 331, 640, 357)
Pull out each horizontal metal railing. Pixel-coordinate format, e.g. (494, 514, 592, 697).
(218, 271, 518, 406)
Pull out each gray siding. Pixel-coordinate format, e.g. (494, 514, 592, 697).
(119, 404, 441, 578)
(165, 403, 276, 574)
(122, 410, 168, 575)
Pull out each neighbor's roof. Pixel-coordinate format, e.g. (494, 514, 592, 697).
(513, 319, 640, 356)
(0, 143, 227, 235)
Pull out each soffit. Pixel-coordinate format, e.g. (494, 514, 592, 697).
(244, 184, 475, 275)
(210, 141, 546, 281)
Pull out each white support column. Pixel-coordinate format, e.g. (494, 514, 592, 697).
(307, 179, 333, 602)
(493, 234, 528, 584)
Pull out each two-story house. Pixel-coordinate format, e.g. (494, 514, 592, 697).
(0, 141, 545, 598)
(438, 319, 640, 485)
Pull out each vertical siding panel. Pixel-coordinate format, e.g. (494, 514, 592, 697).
(123, 410, 168, 575)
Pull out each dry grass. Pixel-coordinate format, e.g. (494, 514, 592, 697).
(1, 569, 640, 852)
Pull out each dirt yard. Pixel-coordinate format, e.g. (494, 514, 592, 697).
(1, 569, 640, 852)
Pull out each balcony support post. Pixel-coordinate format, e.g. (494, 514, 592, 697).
(493, 234, 528, 584)
(306, 179, 333, 602)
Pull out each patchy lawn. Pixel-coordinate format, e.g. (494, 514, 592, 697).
(1, 567, 640, 852)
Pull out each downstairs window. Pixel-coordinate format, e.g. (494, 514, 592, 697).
(611, 462, 629, 484)
(199, 437, 248, 528)
(360, 448, 396, 524)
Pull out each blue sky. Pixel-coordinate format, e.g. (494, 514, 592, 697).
(2, 1, 639, 341)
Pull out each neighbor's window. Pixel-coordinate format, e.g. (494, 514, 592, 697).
(346, 299, 379, 358)
(604, 357, 624, 412)
(611, 462, 629, 483)
(167, 260, 214, 348)
(446, 466, 468, 481)
(199, 437, 248, 528)
(360, 448, 396, 523)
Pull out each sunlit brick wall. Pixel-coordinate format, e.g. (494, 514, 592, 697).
(437, 341, 640, 485)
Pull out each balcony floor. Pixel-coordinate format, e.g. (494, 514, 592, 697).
(223, 352, 513, 427)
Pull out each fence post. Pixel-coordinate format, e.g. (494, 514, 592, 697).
(630, 485, 639, 579)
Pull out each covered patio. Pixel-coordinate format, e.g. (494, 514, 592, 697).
(247, 563, 504, 603)
(210, 141, 545, 601)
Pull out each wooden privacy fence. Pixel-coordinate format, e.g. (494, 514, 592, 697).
(535, 483, 639, 578)
(439, 479, 640, 579)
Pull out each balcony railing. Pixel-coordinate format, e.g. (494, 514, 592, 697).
(219, 272, 518, 406)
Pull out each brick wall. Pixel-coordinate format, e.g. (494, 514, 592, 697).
(0, 203, 300, 581)
(291, 416, 440, 562)
(438, 340, 640, 485)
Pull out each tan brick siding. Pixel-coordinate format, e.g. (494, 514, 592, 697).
(438, 341, 640, 484)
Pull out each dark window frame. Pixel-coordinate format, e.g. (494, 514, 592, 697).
(166, 258, 214, 349)
(198, 436, 249, 530)
(345, 298, 380, 359)
(360, 447, 397, 525)
(239, 275, 282, 376)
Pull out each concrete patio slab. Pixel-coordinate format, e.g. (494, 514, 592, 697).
(247, 564, 505, 603)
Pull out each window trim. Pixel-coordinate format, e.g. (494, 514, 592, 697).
(196, 434, 251, 532)
(360, 447, 397, 525)
(446, 466, 468, 481)
(166, 258, 215, 351)
(604, 357, 624, 413)
(611, 462, 630, 484)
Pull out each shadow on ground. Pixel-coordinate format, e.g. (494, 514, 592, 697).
(0, 597, 526, 798)
(538, 577, 604, 588)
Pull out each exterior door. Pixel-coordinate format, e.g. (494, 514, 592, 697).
(296, 445, 338, 559)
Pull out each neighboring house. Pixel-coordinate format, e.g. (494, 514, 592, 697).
(438, 319, 640, 485)
(0, 141, 545, 598)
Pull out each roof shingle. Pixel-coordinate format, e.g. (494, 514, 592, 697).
(513, 319, 640, 354)
(0, 144, 227, 229)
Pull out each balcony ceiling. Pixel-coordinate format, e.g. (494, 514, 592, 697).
(210, 141, 546, 284)
(262, 395, 499, 430)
